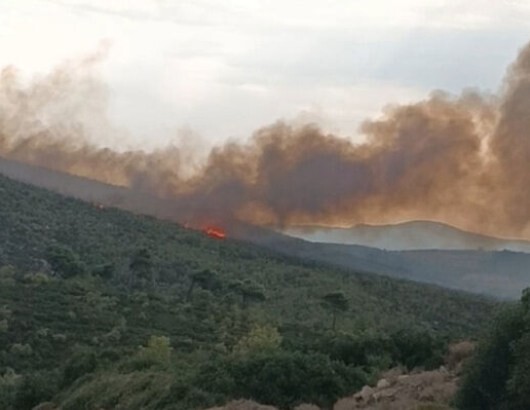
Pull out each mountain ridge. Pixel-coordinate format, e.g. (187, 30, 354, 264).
(284, 220, 530, 252)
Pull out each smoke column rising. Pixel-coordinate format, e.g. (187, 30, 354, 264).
(0, 43, 530, 239)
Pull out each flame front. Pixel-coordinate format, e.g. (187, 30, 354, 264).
(204, 226, 226, 240)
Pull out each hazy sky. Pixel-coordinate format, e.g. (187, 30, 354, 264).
(1, 0, 529, 149)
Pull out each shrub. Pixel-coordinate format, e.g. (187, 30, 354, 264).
(62, 349, 98, 387)
(0, 369, 21, 409)
(46, 245, 86, 278)
(456, 295, 527, 410)
(0, 319, 8, 333)
(10, 343, 33, 357)
(191, 350, 366, 409)
(235, 324, 282, 354)
(126, 335, 173, 370)
(13, 371, 59, 410)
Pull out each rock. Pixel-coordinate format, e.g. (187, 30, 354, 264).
(333, 397, 357, 410)
(418, 386, 436, 401)
(294, 404, 320, 410)
(354, 385, 374, 402)
(334, 364, 459, 409)
(205, 400, 277, 410)
(376, 378, 391, 389)
(376, 386, 401, 399)
(32, 403, 57, 410)
(380, 366, 405, 383)
(446, 340, 475, 370)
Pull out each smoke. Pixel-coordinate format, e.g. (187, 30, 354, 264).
(1, 42, 530, 239)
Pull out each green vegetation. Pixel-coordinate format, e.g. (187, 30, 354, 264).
(321, 291, 349, 331)
(0, 174, 499, 409)
(456, 289, 530, 410)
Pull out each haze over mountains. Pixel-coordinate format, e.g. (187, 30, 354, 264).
(2, 155, 529, 299)
(241, 224, 530, 299)
(284, 221, 530, 253)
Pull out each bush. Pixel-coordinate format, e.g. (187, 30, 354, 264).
(126, 335, 173, 371)
(286, 329, 445, 373)
(456, 293, 528, 410)
(10, 343, 32, 357)
(389, 329, 446, 370)
(0, 369, 21, 409)
(13, 371, 59, 410)
(235, 324, 282, 354)
(46, 245, 86, 278)
(62, 349, 98, 387)
(190, 350, 366, 409)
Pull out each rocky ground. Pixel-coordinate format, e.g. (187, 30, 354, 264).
(333, 366, 456, 410)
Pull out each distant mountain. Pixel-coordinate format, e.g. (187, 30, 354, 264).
(284, 221, 530, 253)
(236, 224, 530, 299)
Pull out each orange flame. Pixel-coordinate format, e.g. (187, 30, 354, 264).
(204, 226, 226, 240)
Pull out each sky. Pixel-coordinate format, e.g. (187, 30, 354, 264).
(0, 0, 529, 149)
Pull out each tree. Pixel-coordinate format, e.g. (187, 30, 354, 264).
(45, 245, 86, 278)
(129, 248, 154, 289)
(321, 292, 349, 331)
(186, 269, 219, 301)
(62, 349, 98, 387)
(235, 324, 282, 354)
(93, 262, 115, 280)
(456, 288, 529, 410)
(507, 332, 530, 409)
(14, 371, 59, 410)
(139, 335, 172, 367)
(229, 279, 266, 309)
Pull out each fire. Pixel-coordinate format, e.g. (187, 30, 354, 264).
(204, 226, 226, 240)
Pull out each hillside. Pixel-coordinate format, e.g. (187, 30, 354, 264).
(284, 221, 530, 252)
(0, 172, 494, 335)
(0, 173, 499, 409)
(2, 156, 529, 299)
(0, 156, 179, 221)
(242, 232, 530, 299)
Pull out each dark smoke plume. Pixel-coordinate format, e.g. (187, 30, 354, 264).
(1, 43, 530, 239)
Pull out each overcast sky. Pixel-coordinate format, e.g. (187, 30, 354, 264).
(1, 0, 529, 149)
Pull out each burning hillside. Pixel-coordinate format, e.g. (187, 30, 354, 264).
(1, 43, 530, 239)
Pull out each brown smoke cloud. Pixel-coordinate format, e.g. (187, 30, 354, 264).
(1, 42, 530, 239)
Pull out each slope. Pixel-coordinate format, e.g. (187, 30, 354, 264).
(2, 156, 529, 299)
(242, 231, 530, 299)
(0, 172, 498, 409)
(0, 172, 494, 333)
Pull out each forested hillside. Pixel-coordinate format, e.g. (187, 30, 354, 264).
(246, 234, 530, 299)
(0, 174, 499, 409)
(3, 156, 528, 299)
